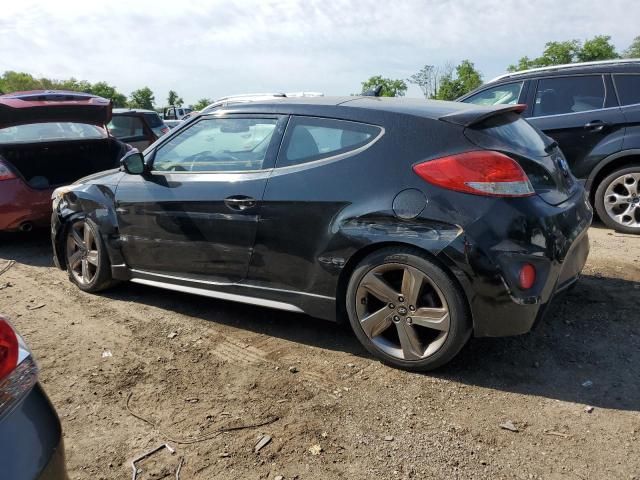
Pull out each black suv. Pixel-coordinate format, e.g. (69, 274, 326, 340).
(459, 59, 640, 234)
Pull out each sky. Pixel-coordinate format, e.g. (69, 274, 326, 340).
(1, 0, 638, 105)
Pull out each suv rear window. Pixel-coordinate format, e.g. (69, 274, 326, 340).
(533, 75, 605, 116)
(613, 74, 640, 106)
(143, 113, 163, 128)
(0, 122, 106, 144)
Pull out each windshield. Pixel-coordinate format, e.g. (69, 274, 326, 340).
(0, 122, 106, 144)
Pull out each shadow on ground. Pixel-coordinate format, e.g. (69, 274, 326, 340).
(3, 232, 639, 412)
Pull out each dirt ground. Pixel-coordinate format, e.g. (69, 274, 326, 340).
(0, 225, 639, 480)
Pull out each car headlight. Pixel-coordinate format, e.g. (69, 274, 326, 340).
(51, 184, 81, 209)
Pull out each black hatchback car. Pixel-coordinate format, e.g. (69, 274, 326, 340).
(50, 97, 591, 370)
(459, 59, 640, 234)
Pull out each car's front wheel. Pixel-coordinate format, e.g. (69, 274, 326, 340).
(64, 218, 115, 292)
(346, 247, 471, 371)
(595, 165, 640, 234)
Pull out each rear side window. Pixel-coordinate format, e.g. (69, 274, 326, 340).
(279, 117, 381, 168)
(144, 112, 163, 128)
(533, 75, 605, 117)
(462, 82, 523, 105)
(613, 74, 640, 106)
(108, 115, 145, 138)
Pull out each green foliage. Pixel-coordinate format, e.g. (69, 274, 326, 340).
(128, 87, 155, 110)
(0, 71, 42, 93)
(89, 82, 127, 107)
(191, 98, 213, 111)
(432, 60, 483, 101)
(360, 75, 408, 97)
(167, 90, 184, 107)
(508, 36, 619, 72)
(623, 36, 640, 58)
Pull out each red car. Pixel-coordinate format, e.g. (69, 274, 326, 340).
(0, 90, 127, 232)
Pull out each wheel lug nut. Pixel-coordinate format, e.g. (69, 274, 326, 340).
(393, 315, 400, 322)
(409, 305, 415, 311)
(389, 303, 395, 309)
(398, 296, 405, 303)
(406, 317, 412, 325)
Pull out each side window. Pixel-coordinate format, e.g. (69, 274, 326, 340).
(462, 82, 524, 105)
(107, 115, 144, 138)
(278, 117, 381, 168)
(152, 117, 279, 172)
(613, 74, 640, 106)
(533, 75, 605, 117)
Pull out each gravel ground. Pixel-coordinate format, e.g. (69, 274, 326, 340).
(0, 225, 639, 480)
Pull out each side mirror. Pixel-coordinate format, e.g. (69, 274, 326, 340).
(120, 150, 146, 175)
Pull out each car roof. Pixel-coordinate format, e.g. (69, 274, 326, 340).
(487, 58, 640, 84)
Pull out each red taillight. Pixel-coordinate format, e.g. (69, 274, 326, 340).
(0, 318, 18, 380)
(0, 160, 17, 181)
(413, 151, 535, 197)
(518, 263, 536, 290)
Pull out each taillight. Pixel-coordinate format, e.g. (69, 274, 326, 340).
(0, 160, 17, 181)
(413, 151, 535, 197)
(0, 318, 18, 380)
(518, 263, 536, 290)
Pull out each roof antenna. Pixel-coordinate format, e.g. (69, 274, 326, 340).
(362, 85, 383, 97)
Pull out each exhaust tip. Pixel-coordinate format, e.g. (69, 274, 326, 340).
(19, 222, 33, 232)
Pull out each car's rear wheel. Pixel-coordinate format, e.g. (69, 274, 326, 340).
(595, 166, 640, 234)
(65, 218, 115, 292)
(346, 247, 471, 371)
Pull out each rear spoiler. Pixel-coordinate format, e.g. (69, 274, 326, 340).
(438, 104, 526, 128)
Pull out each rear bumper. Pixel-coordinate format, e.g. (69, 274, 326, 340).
(0, 178, 53, 231)
(441, 190, 592, 337)
(0, 383, 68, 480)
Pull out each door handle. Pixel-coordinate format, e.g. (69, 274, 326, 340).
(584, 120, 609, 132)
(224, 196, 257, 211)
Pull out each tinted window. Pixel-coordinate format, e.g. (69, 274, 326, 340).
(279, 117, 381, 168)
(143, 112, 163, 128)
(0, 122, 106, 144)
(471, 112, 550, 158)
(614, 74, 640, 106)
(533, 75, 605, 117)
(463, 82, 523, 105)
(108, 115, 145, 138)
(153, 117, 278, 172)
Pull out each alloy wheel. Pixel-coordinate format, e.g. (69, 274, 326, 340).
(355, 263, 450, 361)
(66, 221, 100, 285)
(604, 172, 640, 229)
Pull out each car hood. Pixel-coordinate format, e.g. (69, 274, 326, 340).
(0, 90, 112, 128)
(74, 168, 123, 186)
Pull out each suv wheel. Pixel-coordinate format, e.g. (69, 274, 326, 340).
(595, 166, 640, 234)
(346, 247, 471, 371)
(65, 218, 115, 292)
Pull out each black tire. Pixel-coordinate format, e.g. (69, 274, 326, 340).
(346, 247, 471, 371)
(64, 218, 116, 292)
(594, 165, 640, 234)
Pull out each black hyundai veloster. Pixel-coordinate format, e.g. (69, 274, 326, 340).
(48, 96, 591, 370)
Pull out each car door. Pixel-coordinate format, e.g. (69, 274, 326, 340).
(612, 73, 640, 148)
(107, 114, 152, 150)
(114, 114, 286, 283)
(525, 75, 626, 179)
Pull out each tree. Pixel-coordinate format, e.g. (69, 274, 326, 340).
(408, 65, 442, 99)
(90, 82, 127, 107)
(360, 75, 407, 97)
(0, 71, 42, 93)
(167, 90, 184, 107)
(191, 98, 213, 111)
(432, 60, 482, 101)
(623, 36, 640, 58)
(129, 87, 155, 109)
(578, 35, 618, 62)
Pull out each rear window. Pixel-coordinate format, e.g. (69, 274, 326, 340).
(470, 113, 550, 158)
(0, 122, 106, 144)
(613, 74, 640, 106)
(463, 82, 524, 106)
(143, 113, 164, 128)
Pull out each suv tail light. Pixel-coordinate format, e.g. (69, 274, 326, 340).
(0, 316, 37, 417)
(413, 151, 535, 197)
(0, 160, 17, 181)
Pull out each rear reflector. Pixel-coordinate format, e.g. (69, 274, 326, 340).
(413, 151, 535, 197)
(0, 318, 18, 380)
(0, 160, 17, 181)
(518, 263, 536, 290)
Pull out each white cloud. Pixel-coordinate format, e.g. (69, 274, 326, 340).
(0, 0, 637, 104)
